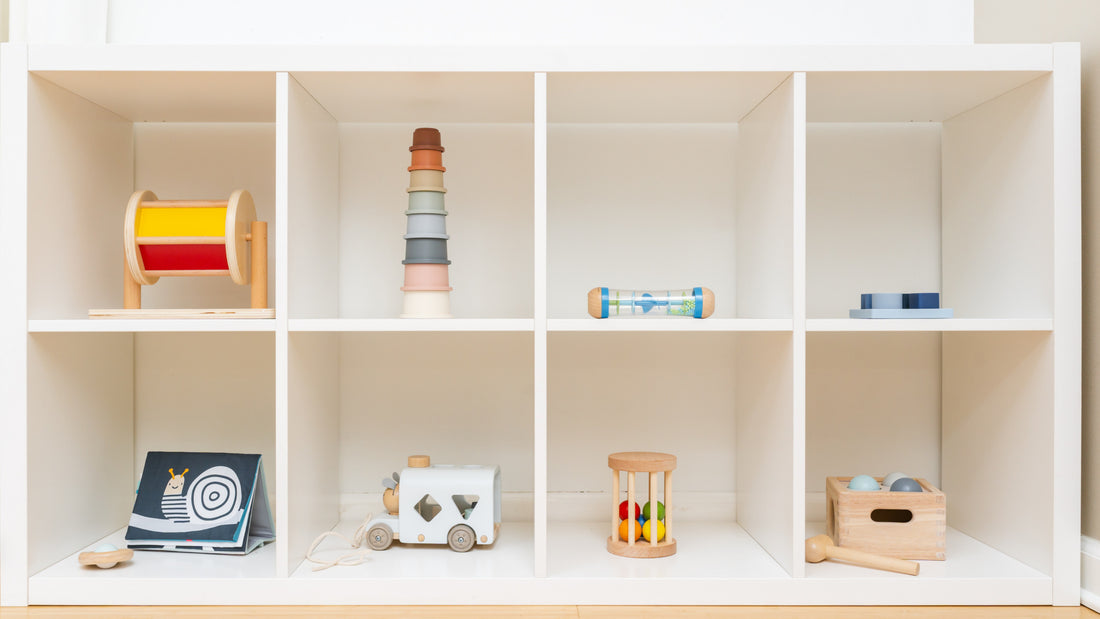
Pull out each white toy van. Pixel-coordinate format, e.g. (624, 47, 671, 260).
(366, 455, 501, 552)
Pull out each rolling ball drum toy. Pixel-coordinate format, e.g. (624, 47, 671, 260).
(91, 188, 270, 318)
(607, 451, 676, 558)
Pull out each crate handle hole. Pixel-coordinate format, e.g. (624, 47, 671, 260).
(870, 509, 913, 523)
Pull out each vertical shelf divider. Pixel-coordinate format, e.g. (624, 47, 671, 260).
(274, 72, 291, 578)
(533, 71, 549, 578)
(281, 72, 342, 578)
(791, 72, 808, 579)
(1051, 42, 1082, 605)
(0, 42, 30, 606)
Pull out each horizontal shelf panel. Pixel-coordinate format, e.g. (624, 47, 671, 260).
(28, 319, 277, 333)
(289, 318, 534, 332)
(549, 520, 789, 580)
(549, 318, 793, 332)
(30, 527, 276, 604)
(806, 318, 1053, 332)
(293, 515, 534, 580)
(29, 45, 1054, 73)
(803, 522, 1050, 585)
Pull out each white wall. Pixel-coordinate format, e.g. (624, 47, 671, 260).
(9, 0, 973, 46)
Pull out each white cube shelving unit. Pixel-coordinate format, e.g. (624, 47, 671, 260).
(0, 43, 1081, 606)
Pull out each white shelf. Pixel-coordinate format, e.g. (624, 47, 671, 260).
(28, 319, 277, 333)
(289, 318, 534, 332)
(549, 520, 788, 580)
(29, 528, 276, 605)
(548, 318, 793, 332)
(292, 511, 535, 580)
(806, 318, 1054, 332)
(1, 43, 1080, 608)
(803, 522, 1048, 581)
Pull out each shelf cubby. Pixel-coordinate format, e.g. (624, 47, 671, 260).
(548, 331, 798, 579)
(806, 70, 1055, 321)
(284, 72, 535, 322)
(25, 331, 276, 603)
(547, 72, 800, 321)
(26, 71, 277, 323)
(287, 331, 535, 579)
(805, 330, 1055, 602)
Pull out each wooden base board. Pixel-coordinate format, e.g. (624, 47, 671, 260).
(88, 308, 275, 319)
(606, 536, 677, 558)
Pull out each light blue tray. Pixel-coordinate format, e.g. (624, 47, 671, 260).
(849, 308, 954, 319)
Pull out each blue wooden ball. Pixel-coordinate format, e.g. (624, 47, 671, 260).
(847, 475, 880, 491)
(889, 477, 923, 492)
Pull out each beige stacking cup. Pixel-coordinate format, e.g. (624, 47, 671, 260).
(401, 290, 452, 318)
(408, 169, 445, 189)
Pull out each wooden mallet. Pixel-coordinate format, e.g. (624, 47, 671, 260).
(805, 534, 920, 576)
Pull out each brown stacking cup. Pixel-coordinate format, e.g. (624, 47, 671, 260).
(410, 128, 444, 152)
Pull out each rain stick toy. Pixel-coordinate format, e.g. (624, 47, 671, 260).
(588, 287, 715, 318)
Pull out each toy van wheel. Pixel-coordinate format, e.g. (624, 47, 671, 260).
(448, 524, 475, 552)
(367, 524, 393, 551)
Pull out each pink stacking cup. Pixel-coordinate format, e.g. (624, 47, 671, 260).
(402, 263, 452, 291)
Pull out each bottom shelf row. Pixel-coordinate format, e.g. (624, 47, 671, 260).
(32, 515, 1050, 605)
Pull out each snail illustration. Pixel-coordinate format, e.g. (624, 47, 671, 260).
(382, 472, 400, 515)
(161, 468, 189, 523)
(160, 465, 242, 524)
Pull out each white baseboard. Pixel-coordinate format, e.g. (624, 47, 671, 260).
(1082, 536, 1100, 610)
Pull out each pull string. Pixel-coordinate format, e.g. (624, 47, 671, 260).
(304, 512, 375, 571)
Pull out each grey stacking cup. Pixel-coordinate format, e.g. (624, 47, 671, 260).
(405, 213, 448, 237)
(403, 237, 450, 264)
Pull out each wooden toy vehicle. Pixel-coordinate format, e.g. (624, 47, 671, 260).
(366, 455, 501, 553)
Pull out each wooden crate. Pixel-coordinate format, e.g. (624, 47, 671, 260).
(825, 476, 946, 560)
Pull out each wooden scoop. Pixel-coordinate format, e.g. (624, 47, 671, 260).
(805, 535, 919, 576)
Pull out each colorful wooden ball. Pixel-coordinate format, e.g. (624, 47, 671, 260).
(642, 519, 666, 542)
(619, 500, 641, 520)
(847, 475, 880, 491)
(642, 500, 665, 521)
(619, 519, 643, 541)
(882, 472, 909, 489)
(889, 477, 923, 492)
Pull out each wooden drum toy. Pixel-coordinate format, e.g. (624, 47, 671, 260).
(608, 451, 676, 558)
(99, 189, 271, 318)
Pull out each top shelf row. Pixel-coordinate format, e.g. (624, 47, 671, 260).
(8, 44, 1075, 323)
(38, 69, 1048, 124)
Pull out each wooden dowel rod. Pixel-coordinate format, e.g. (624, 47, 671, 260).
(826, 545, 920, 576)
(611, 469, 619, 541)
(145, 270, 231, 277)
(140, 200, 229, 208)
(627, 472, 635, 546)
(123, 252, 141, 310)
(664, 470, 672, 540)
(250, 221, 268, 309)
(649, 471, 658, 546)
(135, 236, 225, 245)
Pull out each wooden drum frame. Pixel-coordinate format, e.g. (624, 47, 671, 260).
(112, 189, 269, 316)
(607, 451, 677, 558)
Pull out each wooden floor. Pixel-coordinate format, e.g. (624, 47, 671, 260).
(0, 607, 1096, 618)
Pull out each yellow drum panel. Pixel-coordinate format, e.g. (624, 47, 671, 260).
(136, 207, 227, 237)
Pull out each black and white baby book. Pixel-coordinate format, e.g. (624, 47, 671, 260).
(125, 452, 274, 554)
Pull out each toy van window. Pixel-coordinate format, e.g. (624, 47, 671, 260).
(452, 495, 479, 519)
(414, 494, 442, 522)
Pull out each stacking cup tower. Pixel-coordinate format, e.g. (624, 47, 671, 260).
(401, 128, 452, 318)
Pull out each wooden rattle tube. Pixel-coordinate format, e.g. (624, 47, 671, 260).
(249, 220, 268, 309)
(627, 471, 636, 546)
(805, 534, 920, 576)
(611, 468, 620, 541)
(649, 471, 658, 546)
(664, 469, 672, 541)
